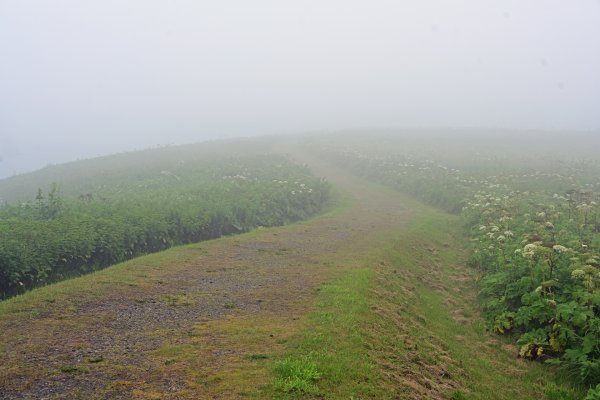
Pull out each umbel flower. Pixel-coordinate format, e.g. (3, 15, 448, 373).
(552, 245, 569, 253)
(522, 243, 539, 258)
(571, 269, 585, 279)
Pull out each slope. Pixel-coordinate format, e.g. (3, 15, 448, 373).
(0, 139, 576, 399)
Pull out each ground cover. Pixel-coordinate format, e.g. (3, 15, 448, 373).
(0, 136, 583, 399)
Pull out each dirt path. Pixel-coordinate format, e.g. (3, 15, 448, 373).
(0, 141, 413, 399)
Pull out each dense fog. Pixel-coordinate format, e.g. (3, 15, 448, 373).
(1, 1, 599, 177)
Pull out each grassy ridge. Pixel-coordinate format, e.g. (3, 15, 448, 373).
(301, 134, 600, 395)
(268, 195, 583, 399)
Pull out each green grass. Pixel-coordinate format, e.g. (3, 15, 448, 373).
(269, 200, 584, 399)
(0, 145, 587, 399)
(160, 293, 194, 306)
(60, 365, 88, 374)
(267, 266, 387, 399)
(0, 187, 350, 322)
(273, 355, 322, 394)
(379, 207, 584, 399)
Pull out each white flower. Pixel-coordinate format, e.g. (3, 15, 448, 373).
(523, 243, 538, 258)
(571, 269, 585, 279)
(552, 245, 569, 253)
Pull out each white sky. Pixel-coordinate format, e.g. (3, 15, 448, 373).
(1, 1, 599, 177)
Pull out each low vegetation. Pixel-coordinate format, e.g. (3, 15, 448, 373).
(304, 133, 600, 396)
(0, 141, 329, 298)
(3, 133, 600, 398)
(268, 195, 580, 399)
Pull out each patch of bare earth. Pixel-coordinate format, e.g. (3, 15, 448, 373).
(1, 142, 414, 399)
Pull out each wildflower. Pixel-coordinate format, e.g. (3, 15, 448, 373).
(523, 243, 538, 258)
(497, 235, 506, 242)
(504, 230, 514, 237)
(545, 222, 554, 229)
(582, 265, 597, 274)
(571, 269, 585, 279)
(552, 245, 569, 253)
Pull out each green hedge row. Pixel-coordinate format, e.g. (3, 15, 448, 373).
(0, 155, 330, 298)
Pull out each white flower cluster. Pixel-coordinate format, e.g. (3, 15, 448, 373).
(552, 244, 570, 253)
(571, 269, 585, 279)
(522, 243, 540, 258)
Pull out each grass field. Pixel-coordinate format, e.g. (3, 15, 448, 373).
(0, 136, 589, 399)
(264, 193, 582, 399)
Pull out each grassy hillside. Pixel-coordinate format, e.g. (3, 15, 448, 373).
(0, 137, 279, 203)
(0, 137, 330, 298)
(301, 133, 600, 395)
(1, 132, 597, 398)
(0, 141, 583, 399)
(266, 195, 582, 399)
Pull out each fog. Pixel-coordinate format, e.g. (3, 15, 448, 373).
(1, 1, 599, 178)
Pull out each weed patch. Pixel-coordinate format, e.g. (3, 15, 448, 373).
(60, 365, 88, 374)
(246, 353, 269, 361)
(273, 354, 321, 394)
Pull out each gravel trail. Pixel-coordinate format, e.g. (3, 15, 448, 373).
(0, 141, 412, 399)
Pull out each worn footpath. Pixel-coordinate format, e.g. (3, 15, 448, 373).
(0, 142, 412, 399)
